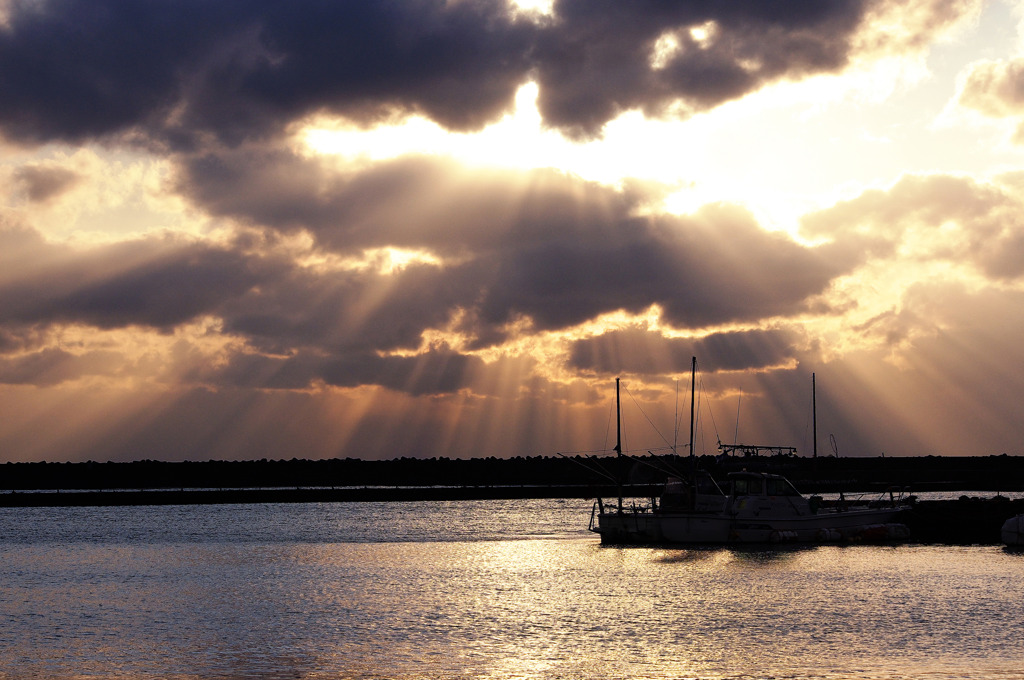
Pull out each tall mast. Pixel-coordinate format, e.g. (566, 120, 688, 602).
(615, 377, 621, 458)
(689, 356, 696, 475)
(812, 373, 817, 459)
(615, 377, 623, 512)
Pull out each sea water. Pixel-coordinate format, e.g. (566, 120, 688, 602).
(1, 499, 1022, 679)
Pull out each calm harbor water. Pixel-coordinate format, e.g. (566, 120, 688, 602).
(1, 499, 1022, 680)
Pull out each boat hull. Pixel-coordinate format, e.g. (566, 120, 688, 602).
(597, 511, 732, 544)
(595, 506, 909, 545)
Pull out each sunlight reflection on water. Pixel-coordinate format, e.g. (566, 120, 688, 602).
(1, 501, 1023, 679)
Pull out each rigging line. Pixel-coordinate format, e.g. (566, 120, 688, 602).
(673, 378, 680, 453)
(637, 451, 690, 479)
(616, 378, 690, 478)
(697, 373, 724, 448)
(734, 395, 741, 446)
(698, 379, 712, 457)
(553, 450, 618, 484)
(622, 384, 676, 452)
(603, 440, 689, 479)
(695, 381, 704, 457)
(603, 397, 614, 454)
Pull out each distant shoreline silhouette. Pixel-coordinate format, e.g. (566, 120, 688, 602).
(4, 453, 1023, 494)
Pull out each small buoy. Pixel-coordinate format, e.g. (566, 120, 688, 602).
(816, 528, 841, 542)
(769, 530, 798, 543)
(885, 523, 911, 540)
(1002, 514, 1024, 546)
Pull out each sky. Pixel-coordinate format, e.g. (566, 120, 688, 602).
(4, 0, 1024, 464)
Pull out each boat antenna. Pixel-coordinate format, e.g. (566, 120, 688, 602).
(812, 372, 817, 459)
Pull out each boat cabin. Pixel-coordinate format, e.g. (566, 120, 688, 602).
(724, 471, 813, 516)
(659, 472, 728, 512)
(727, 472, 803, 497)
(657, 471, 813, 515)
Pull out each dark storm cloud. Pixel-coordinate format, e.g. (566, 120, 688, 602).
(533, 0, 868, 138)
(0, 0, 534, 147)
(178, 150, 846, 336)
(1, 165, 843, 393)
(0, 0, 962, 145)
(0, 347, 122, 386)
(0, 221, 486, 391)
(13, 164, 81, 203)
(478, 204, 841, 331)
(175, 151, 632, 254)
(0, 326, 44, 353)
(199, 345, 484, 395)
(0, 224, 279, 331)
(568, 326, 801, 375)
(219, 258, 484, 354)
(207, 197, 836, 373)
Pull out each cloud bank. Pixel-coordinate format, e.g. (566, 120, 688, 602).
(1, 0, 1021, 463)
(0, 0, 970, 146)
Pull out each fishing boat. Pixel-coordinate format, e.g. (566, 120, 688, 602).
(588, 359, 911, 545)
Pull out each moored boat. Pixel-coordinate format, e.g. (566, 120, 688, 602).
(587, 359, 911, 545)
(591, 468, 910, 544)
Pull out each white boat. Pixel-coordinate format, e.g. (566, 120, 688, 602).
(591, 468, 910, 544)
(1002, 514, 1024, 546)
(588, 359, 911, 545)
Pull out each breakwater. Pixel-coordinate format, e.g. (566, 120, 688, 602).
(902, 497, 1024, 544)
(5, 453, 1024, 493)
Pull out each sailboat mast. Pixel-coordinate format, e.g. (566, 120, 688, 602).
(615, 377, 623, 512)
(812, 373, 817, 459)
(615, 377, 621, 457)
(688, 356, 696, 474)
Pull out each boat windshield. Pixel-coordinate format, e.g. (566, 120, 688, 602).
(766, 477, 802, 497)
(732, 477, 763, 496)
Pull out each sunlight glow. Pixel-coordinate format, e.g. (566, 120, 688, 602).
(509, 0, 553, 16)
(650, 32, 682, 70)
(288, 242, 446, 277)
(301, 83, 574, 175)
(366, 247, 443, 275)
(2, 146, 197, 243)
(300, 46, 997, 238)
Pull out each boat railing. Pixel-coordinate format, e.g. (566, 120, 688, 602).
(869, 485, 914, 508)
(826, 486, 913, 510)
(589, 501, 600, 532)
